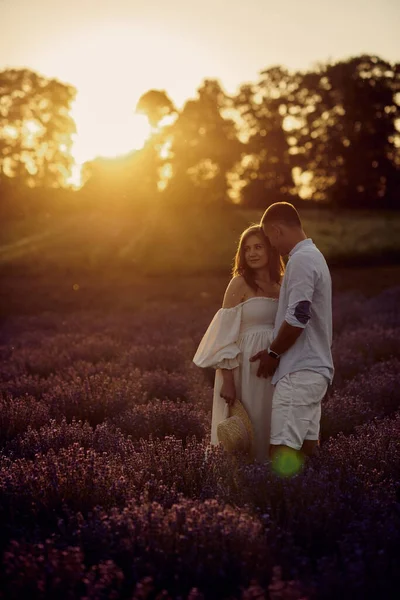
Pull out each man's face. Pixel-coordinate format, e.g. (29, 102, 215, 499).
(262, 222, 285, 255)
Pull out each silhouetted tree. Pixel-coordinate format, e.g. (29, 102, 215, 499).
(136, 90, 176, 129)
(135, 89, 177, 196)
(165, 79, 243, 205)
(83, 59, 400, 211)
(0, 68, 76, 188)
(292, 55, 400, 208)
(233, 67, 298, 208)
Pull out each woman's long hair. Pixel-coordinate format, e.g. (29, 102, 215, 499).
(232, 225, 285, 293)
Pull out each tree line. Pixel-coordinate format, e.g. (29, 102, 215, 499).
(0, 54, 399, 218)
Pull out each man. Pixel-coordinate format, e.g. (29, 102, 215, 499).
(250, 202, 334, 463)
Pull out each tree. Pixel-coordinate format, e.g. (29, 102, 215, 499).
(135, 89, 177, 196)
(292, 55, 400, 208)
(165, 79, 243, 205)
(136, 90, 176, 129)
(0, 68, 76, 187)
(233, 67, 298, 208)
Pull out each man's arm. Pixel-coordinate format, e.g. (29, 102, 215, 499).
(250, 320, 304, 378)
(269, 320, 304, 356)
(270, 295, 314, 354)
(250, 258, 316, 378)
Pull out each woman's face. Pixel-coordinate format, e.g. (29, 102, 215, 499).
(243, 234, 269, 270)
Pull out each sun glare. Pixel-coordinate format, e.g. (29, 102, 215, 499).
(69, 103, 152, 187)
(33, 21, 214, 187)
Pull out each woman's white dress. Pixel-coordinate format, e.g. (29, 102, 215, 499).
(193, 297, 278, 463)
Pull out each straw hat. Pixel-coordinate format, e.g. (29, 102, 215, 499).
(217, 398, 255, 458)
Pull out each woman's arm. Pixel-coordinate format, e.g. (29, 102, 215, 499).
(220, 368, 236, 406)
(220, 277, 246, 404)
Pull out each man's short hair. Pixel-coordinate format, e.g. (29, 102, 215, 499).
(261, 202, 302, 228)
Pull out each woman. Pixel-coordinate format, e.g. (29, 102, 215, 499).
(193, 225, 284, 463)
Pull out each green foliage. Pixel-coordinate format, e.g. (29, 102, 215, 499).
(292, 55, 400, 207)
(0, 68, 76, 187)
(233, 68, 297, 207)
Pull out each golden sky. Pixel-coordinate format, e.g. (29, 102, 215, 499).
(1, 0, 399, 167)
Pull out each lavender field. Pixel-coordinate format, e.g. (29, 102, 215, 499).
(0, 271, 400, 600)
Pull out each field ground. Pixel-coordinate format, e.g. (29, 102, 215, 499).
(1, 211, 400, 597)
(0, 266, 399, 598)
(1, 263, 400, 318)
(1, 203, 400, 317)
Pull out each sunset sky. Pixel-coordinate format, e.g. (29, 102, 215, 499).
(1, 0, 399, 167)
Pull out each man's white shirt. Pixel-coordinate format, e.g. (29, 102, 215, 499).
(272, 238, 334, 385)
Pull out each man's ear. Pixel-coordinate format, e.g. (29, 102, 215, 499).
(272, 223, 281, 236)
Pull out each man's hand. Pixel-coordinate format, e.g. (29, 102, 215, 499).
(250, 350, 279, 378)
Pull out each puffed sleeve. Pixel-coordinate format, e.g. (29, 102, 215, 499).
(192, 305, 242, 370)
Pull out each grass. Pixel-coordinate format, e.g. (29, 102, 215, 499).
(1, 203, 400, 276)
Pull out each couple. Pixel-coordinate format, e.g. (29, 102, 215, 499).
(193, 202, 334, 466)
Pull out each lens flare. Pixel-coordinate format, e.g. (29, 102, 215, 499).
(271, 447, 304, 477)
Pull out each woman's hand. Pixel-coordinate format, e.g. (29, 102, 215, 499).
(220, 370, 236, 407)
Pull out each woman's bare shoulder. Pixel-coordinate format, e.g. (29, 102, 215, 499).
(222, 275, 248, 308)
